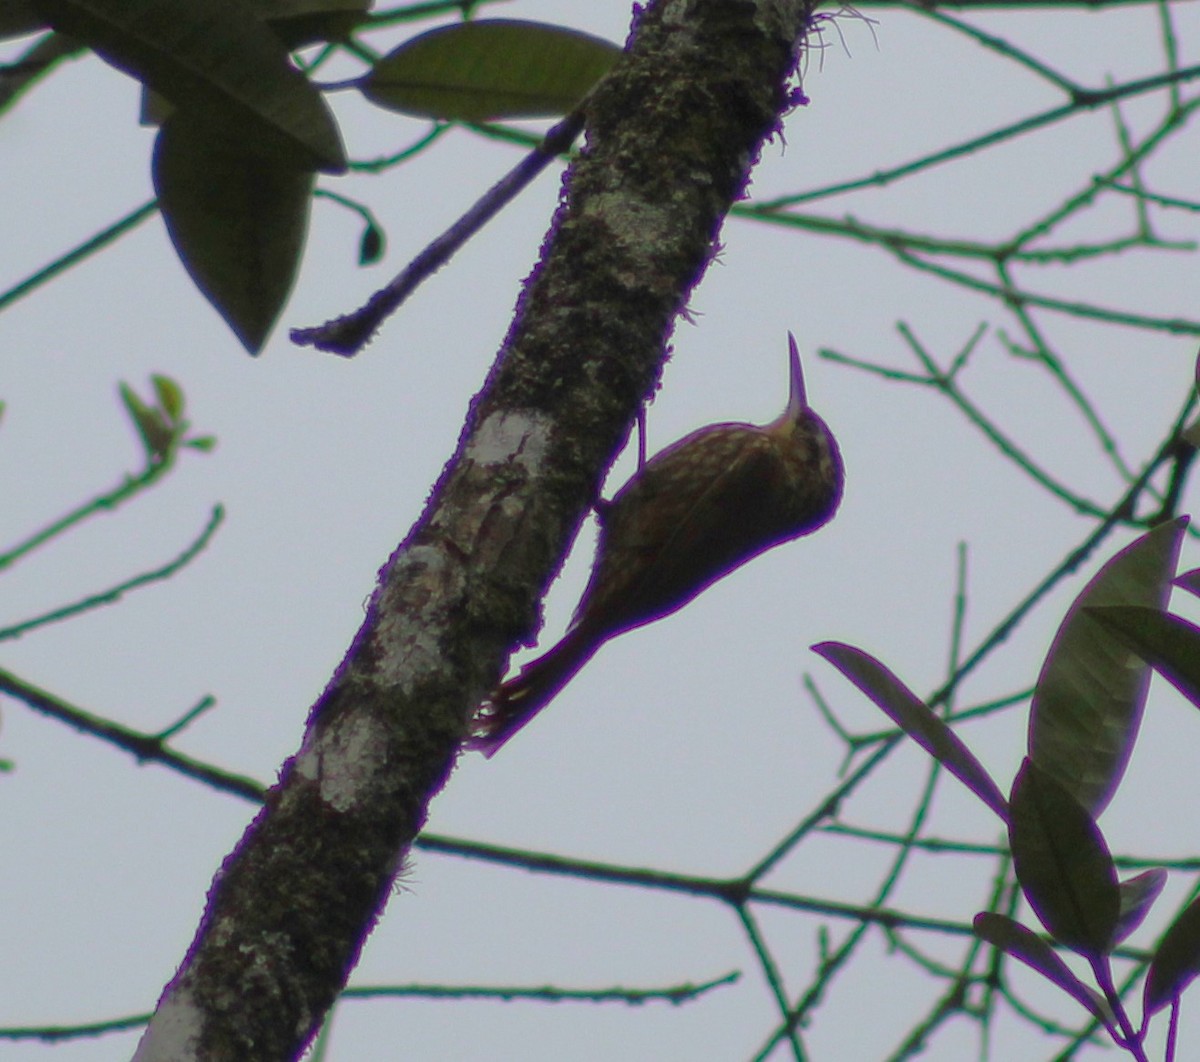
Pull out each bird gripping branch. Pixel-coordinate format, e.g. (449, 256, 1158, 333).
(472, 333, 844, 755)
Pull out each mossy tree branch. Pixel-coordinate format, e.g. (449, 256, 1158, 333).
(132, 3, 822, 1059)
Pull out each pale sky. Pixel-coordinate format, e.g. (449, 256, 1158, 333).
(3, 3, 1200, 1060)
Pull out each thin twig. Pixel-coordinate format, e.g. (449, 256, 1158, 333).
(0, 971, 738, 1042)
(738, 906, 808, 1061)
(0, 200, 158, 315)
(754, 62, 1200, 209)
(291, 107, 587, 355)
(0, 667, 264, 801)
(0, 506, 225, 641)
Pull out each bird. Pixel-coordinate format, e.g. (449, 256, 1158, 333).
(471, 333, 844, 755)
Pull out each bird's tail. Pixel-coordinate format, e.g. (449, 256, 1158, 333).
(468, 627, 600, 757)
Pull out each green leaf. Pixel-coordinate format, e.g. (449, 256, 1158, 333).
(252, 0, 370, 47)
(1088, 605, 1200, 713)
(1145, 892, 1200, 1015)
(0, 2, 44, 39)
(813, 642, 1008, 820)
(973, 911, 1113, 1028)
(1029, 518, 1187, 815)
(1172, 565, 1200, 600)
(1008, 758, 1120, 957)
(119, 381, 174, 461)
(184, 435, 218, 453)
(359, 222, 384, 266)
(139, 87, 173, 127)
(151, 374, 185, 422)
(153, 112, 314, 354)
(361, 19, 621, 122)
(1114, 867, 1167, 945)
(34, 0, 346, 172)
(139, 1, 370, 127)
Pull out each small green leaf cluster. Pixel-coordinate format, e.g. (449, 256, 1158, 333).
(0, 378, 218, 662)
(119, 374, 215, 464)
(818, 518, 1200, 1060)
(12, 4, 619, 352)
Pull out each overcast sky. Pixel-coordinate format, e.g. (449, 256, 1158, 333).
(3, 2, 1200, 1059)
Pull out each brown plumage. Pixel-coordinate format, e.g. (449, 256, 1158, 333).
(471, 333, 844, 755)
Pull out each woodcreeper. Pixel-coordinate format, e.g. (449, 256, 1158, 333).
(471, 333, 844, 755)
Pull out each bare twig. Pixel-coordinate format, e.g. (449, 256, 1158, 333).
(291, 107, 587, 355)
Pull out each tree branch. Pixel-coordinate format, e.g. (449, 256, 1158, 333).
(131, 2, 822, 1059)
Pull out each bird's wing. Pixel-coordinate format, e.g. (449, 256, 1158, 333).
(579, 429, 790, 635)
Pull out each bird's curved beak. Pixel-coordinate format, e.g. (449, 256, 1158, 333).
(787, 332, 809, 414)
